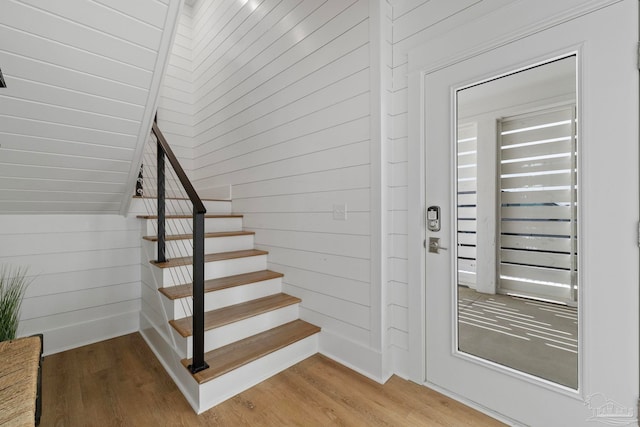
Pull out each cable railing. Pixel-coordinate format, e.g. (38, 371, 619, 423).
(138, 120, 209, 374)
(138, 134, 193, 316)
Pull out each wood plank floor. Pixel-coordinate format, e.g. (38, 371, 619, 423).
(40, 333, 505, 426)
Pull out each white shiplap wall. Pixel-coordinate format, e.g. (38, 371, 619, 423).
(0, 0, 182, 214)
(388, 0, 515, 376)
(189, 0, 380, 374)
(157, 4, 195, 174)
(0, 215, 141, 355)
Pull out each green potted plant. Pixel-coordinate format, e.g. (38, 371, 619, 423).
(0, 265, 31, 341)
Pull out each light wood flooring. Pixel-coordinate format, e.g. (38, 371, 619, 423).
(40, 333, 504, 426)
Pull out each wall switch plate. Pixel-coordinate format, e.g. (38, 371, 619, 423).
(333, 203, 347, 220)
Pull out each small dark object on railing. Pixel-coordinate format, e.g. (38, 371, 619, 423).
(136, 164, 144, 196)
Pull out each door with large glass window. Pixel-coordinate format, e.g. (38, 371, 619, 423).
(418, 1, 639, 425)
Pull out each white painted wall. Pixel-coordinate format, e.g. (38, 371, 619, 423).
(0, 215, 142, 355)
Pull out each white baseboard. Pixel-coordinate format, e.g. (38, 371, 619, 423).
(319, 330, 391, 384)
(32, 309, 140, 356)
(391, 346, 410, 380)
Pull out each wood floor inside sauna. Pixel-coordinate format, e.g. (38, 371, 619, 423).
(40, 333, 504, 426)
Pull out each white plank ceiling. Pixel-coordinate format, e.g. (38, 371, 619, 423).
(0, 0, 182, 214)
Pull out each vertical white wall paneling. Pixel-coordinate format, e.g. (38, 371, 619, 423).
(368, 0, 392, 381)
(0, 215, 142, 355)
(188, 0, 388, 379)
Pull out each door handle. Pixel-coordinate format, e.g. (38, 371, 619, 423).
(428, 237, 448, 254)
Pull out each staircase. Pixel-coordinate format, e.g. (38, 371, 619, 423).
(131, 123, 320, 414)
(134, 198, 320, 413)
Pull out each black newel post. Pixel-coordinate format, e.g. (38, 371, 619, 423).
(189, 211, 209, 373)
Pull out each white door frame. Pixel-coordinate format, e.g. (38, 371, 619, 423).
(406, 0, 638, 423)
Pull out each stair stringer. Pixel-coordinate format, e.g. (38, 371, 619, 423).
(140, 316, 200, 412)
(139, 237, 201, 413)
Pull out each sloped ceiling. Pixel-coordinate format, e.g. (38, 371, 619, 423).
(0, 0, 182, 214)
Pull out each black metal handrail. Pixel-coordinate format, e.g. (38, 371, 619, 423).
(152, 121, 209, 374)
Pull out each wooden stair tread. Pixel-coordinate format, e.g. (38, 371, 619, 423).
(181, 319, 320, 384)
(151, 249, 267, 268)
(169, 293, 300, 337)
(159, 270, 284, 300)
(137, 214, 242, 219)
(143, 230, 254, 242)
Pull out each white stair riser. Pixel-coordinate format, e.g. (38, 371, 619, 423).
(144, 234, 254, 259)
(175, 304, 300, 359)
(152, 255, 268, 287)
(205, 200, 232, 213)
(195, 334, 319, 413)
(130, 198, 232, 215)
(143, 217, 243, 236)
(162, 278, 283, 320)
